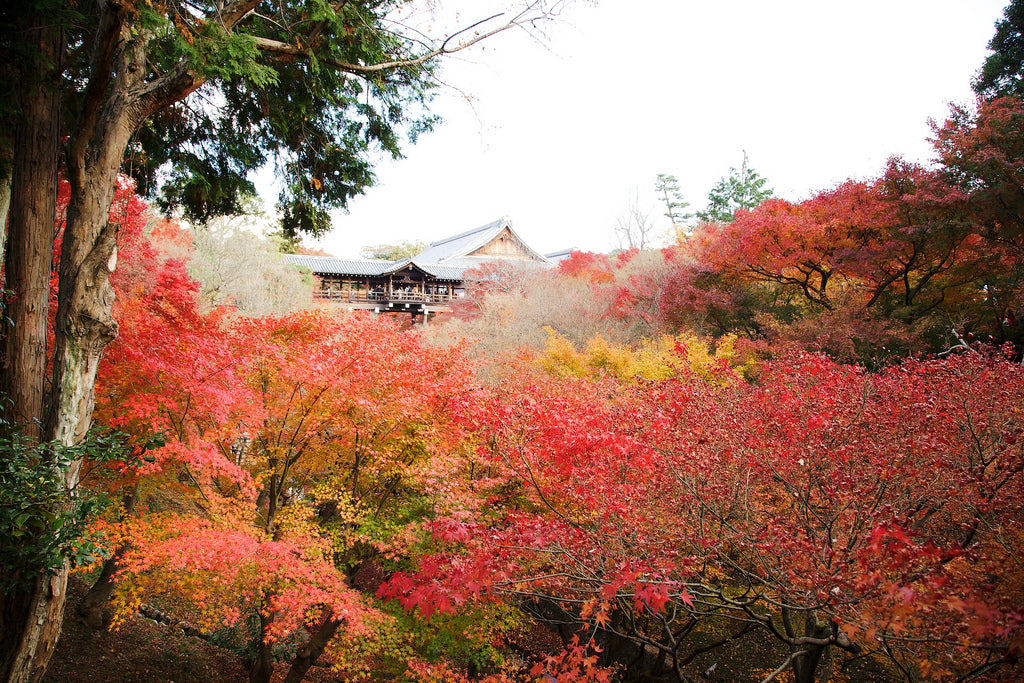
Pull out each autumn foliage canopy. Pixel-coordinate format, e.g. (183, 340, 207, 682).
(40, 96, 1024, 683)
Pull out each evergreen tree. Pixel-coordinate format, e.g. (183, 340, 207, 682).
(655, 173, 692, 227)
(697, 151, 774, 223)
(974, 0, 1024, 100)
(361, 240, 428, 260)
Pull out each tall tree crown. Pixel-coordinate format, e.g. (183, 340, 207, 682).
(696, 151, 774, 223)
(2, 0, 568, 237)
(974, 0, 1024, 99)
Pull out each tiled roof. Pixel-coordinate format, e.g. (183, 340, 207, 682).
(385, 260, 465, 281)
(284, 218, 552, 281)
(413, 218, 510, 263)
(284, 255, 399, 276)
(285, 254, 466, 281)
(412, 263, 464, 281)
(544, 248, 575, 263)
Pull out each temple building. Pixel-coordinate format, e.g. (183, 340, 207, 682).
(284, 217, 554, 319)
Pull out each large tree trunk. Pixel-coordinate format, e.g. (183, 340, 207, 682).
(1, 0, 207, 677)
(0, 10, 61, 440)
(1, 9, 132, 681)
(791, 611, 833, 683)
(0, 573, 69, 683)
(44, 164, 122, 447)
(0, 11, 64, 683)
(0, 165, 11, 263)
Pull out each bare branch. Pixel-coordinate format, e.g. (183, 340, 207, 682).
(761, 651, 808, 683)
(251, 4, 558, 75)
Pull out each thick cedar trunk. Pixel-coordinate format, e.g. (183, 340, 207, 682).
(0, 12, 63, 683)
(0, 11, 60, 440)
(2, 0, 204, 677)
(4, 43, 128, 683)
(1, 188, 119, 681)
(282, 608, 343, 683)
(44, 172, 121, 446)
(1, 6, 130, 680)
(0, 170, 11, 262)
(17, 54, 126, 683)
(0, 573, 68, 683)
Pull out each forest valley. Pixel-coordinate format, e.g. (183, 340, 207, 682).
(2, 0, 1024, 677)
(0, 88, 1020, 683)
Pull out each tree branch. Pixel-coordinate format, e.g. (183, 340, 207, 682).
(67, 0, 128, 185)
(251, 5, 548, 75)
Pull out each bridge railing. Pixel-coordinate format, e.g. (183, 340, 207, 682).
(314, 290, 456, 303)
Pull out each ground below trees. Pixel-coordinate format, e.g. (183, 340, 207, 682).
(46, 578, 898, 682)
(45, 578, 344, 683)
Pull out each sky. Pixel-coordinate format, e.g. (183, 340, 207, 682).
(289, 0, 1010, 258)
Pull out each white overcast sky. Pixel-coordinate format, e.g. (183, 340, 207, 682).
(294, 0, 1009, 258)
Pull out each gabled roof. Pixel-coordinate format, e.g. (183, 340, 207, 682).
(284, 255, 399, 276)
(415, 263, 467, 281)
(413, 217, 551, 265)
(284, 217, 551, 282)
(383, 260, 463, 282)
(284, 254, 467, 282)
(545, 248, 575, 263)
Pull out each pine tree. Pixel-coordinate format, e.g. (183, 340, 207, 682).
(655, 173, 693, 227)
(697, 151, 774, 223)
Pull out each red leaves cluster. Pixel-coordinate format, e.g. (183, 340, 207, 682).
(85, 200, 481, 664)
(556, 251, 615, 284)
(382, 350, 1024, 678)
(649, 99, 1024, 362)
(82, 178, 1024, 679)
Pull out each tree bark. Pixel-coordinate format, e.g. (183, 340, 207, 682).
(2, 1, 206, 676)
(282, 607, 343, 683)
(0, 11, 61, 441)
(2, 7, 131, 681)
(0, 166, 11, 265)
(0, 571, 69, 683)
(790, 611, 832, 683)
(0, 11, 64, 683)
(77, 550, 122, 630)
(248, 609, 275, 683)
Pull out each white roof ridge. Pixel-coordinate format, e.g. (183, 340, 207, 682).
(426, 217, 508, 249)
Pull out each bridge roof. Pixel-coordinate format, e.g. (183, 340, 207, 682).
(414, 217, 551, 264)
(284, 217, 551, 282)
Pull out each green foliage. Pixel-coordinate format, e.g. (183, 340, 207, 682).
(326, 598, 520, 681)
(395, 601, 521, 675)
(106, 0, 442, 234)
(974, 0, 1024, 99)
(0, 422, 161, 593)
(655, 172, 692, 226)
(174, 24, 277, 89)
(697, 151, 774, 223)
(360, 240, 428, 260)
(0, 434, 78, 592)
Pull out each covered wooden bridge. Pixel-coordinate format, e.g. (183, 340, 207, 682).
(282, 256, 466, 315)
(285, 218, 555, 320)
